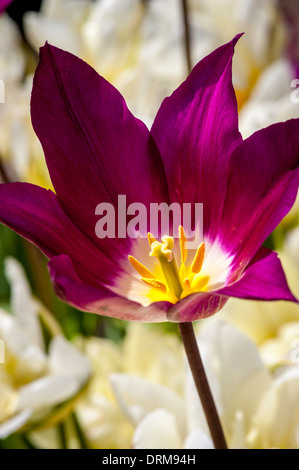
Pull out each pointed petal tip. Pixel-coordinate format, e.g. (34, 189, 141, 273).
(39, 40, 51, 55)
(233, 32, 245, 44)
(226, 33, 244, 56)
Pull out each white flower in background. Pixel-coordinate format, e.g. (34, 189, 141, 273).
(32, 317, 299, 449)
(258, 322, 299, 369)
(111, 319, 274, 449)
(109, 319, 299, 449)
(239, 58, 299, 138)
(189, 0, 284, 104)
(216, 227, 299, 448)
(0, 13, 25, 88)
(0, 0, 286, 185)
(248, 366, 299, 448)
(221, 227, 299, 345)
(0, 257, 91, 440)
(0, 10, 47, 185)
(75, 323, 183, 449)
(24, 0, 92, 57)
(0, 0, 283, 185)
(255, 228, 299, 369)
(23, 0, 284, 121)
(0, 74, 52, 187)
(0, 11, 26, 178)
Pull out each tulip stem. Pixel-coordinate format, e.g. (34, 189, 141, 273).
(178, 322, 228, 449)
(0, 158, 10, 184)
(181, 0, 192, 74)
(58, 422, 68, 449)
(71, 412, 89, 449)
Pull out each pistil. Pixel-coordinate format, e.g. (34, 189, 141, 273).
(150, 236, 183, 299)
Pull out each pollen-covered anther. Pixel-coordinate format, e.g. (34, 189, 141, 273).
(179, 225, 188, 264)
(128, 255, 156, 279)
(141, 277, 167, 293)
(191, 242, 205, 274)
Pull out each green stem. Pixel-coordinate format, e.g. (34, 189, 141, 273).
(0, 158, 10, 184)
(179, 322, 228, 449)
(22, 435, 38, 449)
(71, 412, 89, 450)
(181, 0, 192, 74)
(23, 241, 54, 311)
(58, 422, 68, 449)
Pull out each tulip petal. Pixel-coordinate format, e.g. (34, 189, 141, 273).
(17, 375, 81, 411)
(4, 257, 44, 350)
(252, 366, 299, 448)
(167, 246, 298, 323)
(31, 43, 168, 261)
(48, 254, 170, 322)
(167, 292, 228, 323)
(132, 409, 182, 449)
(222, 120, 299, 272)
(0, 182, 131, 287)
(198, 319, 271, 433)
(0, 409, 32, 439)
(150, 35, 242, 239)
(183, 429, 214, 449)
(218, 247, 299, 303)
(48, 336, 91, 385)
(110, 373, 185, 432)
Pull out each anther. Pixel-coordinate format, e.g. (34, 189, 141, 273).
(191, 242, 205, 274)
(141, 277, 167, 293)
(179, 225, 188, 264)
(128, 255, 156, 279)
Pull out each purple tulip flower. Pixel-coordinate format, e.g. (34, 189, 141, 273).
(0, 35, 298, 323)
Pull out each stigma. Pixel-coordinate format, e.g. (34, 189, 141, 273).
(128, 226, 210, 304)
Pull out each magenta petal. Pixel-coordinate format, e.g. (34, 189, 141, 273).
(0, 182, 125, 287)
(218, 247, 298, 303)
(222, 120, 299, 272)
(31, 43, 168, 257)
(0, 182, 77, 259)
(167, 292, 228, 323)
(0, 0, 12, 14)
(49, 255, 170, 322)
(150, 35, 242, 239)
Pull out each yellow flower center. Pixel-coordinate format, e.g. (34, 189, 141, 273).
(128, 226, 209, 304)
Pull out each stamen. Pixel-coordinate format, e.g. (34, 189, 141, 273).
(141, 277, 167, 293)
(147, 232, 157, 247)
(191, 242, 205, 274)
(179, 225, 188, 264)
(128, 229, 210, 305)
(128, 255, 156, 279)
